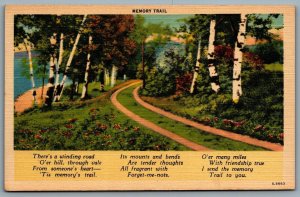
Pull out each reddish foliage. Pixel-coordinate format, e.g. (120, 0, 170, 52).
(214, 45, 234, 61)
(175, 73, 193, 94)
(34, 134, 42, 140)
(96, 123, 108, 131)
(88, 15, 136, 69)
(64, 124, 73, 129)
(68, 118, 78, 123)
(102, 134, 112, 140)
(254, 124, 266, 132)
(278, 133, 284, 140)
(18, 129, 33, 134)
(154, 145, 161, 151)
(39, 128, 49, 134)
(244, 52, 264, 70)
(133, 127, 140, 132)
(223, 119, 246, 128)
(213, 117, 219, 122)
(113, 124, 121, 130)
(63, 131, 72, 138)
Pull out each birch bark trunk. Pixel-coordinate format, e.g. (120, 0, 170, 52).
(110, 65, 118, 87)
(190, 39, 201, 94)
(55, 14, 87, 101)
(232, 14, 247, 103)
(45, 33, 57, 106)
(207, 17, 220, 93)
(81, 35, 92, 99)
(23, 38, 37, 104)
(53, 33, 64, 102)
(104, 68, 110, 86)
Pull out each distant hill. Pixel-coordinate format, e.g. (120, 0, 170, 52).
(245, 28, 283, 45)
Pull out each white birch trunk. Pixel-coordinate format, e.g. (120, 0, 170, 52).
(81, 35, 92, 99)
(55, 14, 87, 101)
(207, 17, 220, 93)
(23, 38, 37, 104)
(104, 68, 110, 86)
(75, 81, 79, 94)
(232, 14, 247, 103)
(45, 33, 57, 106)
(110, 65, 118, 87)
(190, 39, 201, 94)
(53, 33, 64, 101)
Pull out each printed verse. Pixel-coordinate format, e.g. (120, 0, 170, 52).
(32, 153, 102, 178)
(119, 153, 183, 178)
(201, 153, 265, 179)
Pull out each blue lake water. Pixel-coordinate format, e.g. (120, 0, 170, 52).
(14, 51, 69, 99)
(14, 42, 182, 99)
(14, 51, 45, 99)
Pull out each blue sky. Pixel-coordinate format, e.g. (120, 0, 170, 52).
(143, 14, 283, 29)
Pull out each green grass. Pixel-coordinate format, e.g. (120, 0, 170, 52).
(117, 84, 266, 151)
(264, 62, 283, 71)
(14, 82, 188, 150)
(61, 80, 123, 101)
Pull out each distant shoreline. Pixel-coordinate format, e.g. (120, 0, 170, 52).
(14, 86, 46, 114)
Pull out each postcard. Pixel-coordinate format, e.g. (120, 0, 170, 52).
(5, 5, 295, 190)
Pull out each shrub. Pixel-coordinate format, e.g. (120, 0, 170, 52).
(142, 67, 176, 96)
(249, 41, 283, 64)
(175, 73, 193, 95)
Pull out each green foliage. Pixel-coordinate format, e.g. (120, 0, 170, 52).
(247, 14, 282, 41)
(141, 46, 186, 97)
(247, 41, 283, 64)
(141, 67, 176, 96)
(143, 63, 284, 144)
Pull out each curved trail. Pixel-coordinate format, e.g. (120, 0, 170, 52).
(133, 86, 283, 151)
(111, 82, 211, 151)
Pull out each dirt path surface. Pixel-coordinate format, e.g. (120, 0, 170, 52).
(15, 86, 46, 114)
(111, 82, 211, 151)
(133, 86, 283, 151)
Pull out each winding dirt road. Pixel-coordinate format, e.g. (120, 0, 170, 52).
(111, 81, 283, 151)
(111, 82, 211, 151)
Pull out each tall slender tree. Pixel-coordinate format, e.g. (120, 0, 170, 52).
(54, 14, 87, 101)
(44, 32, 58, 106)
(190, 39, 201, 93)
(207, 16, 220, 93)
(23, 38, 37, 104)
(81, 35, 93, 99)
(53, 32, 64, 100)
(232, 14, 247, 103)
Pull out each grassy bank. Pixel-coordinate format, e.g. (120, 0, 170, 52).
(14, 81, 187, 150)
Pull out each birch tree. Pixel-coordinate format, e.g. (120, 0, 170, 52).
(53, 33, 64, 101)
(207, 17, 220, 93)
(232, 14, 247, 103)
(45, 33, 57, 106)
(104, 68, 110, 86)
(81, 35, 92, 99)
(110, 65, 118, 87)
(190, 39, 201, 93)
(54, 14, 87, 102)
(23, 38, 37, 104)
